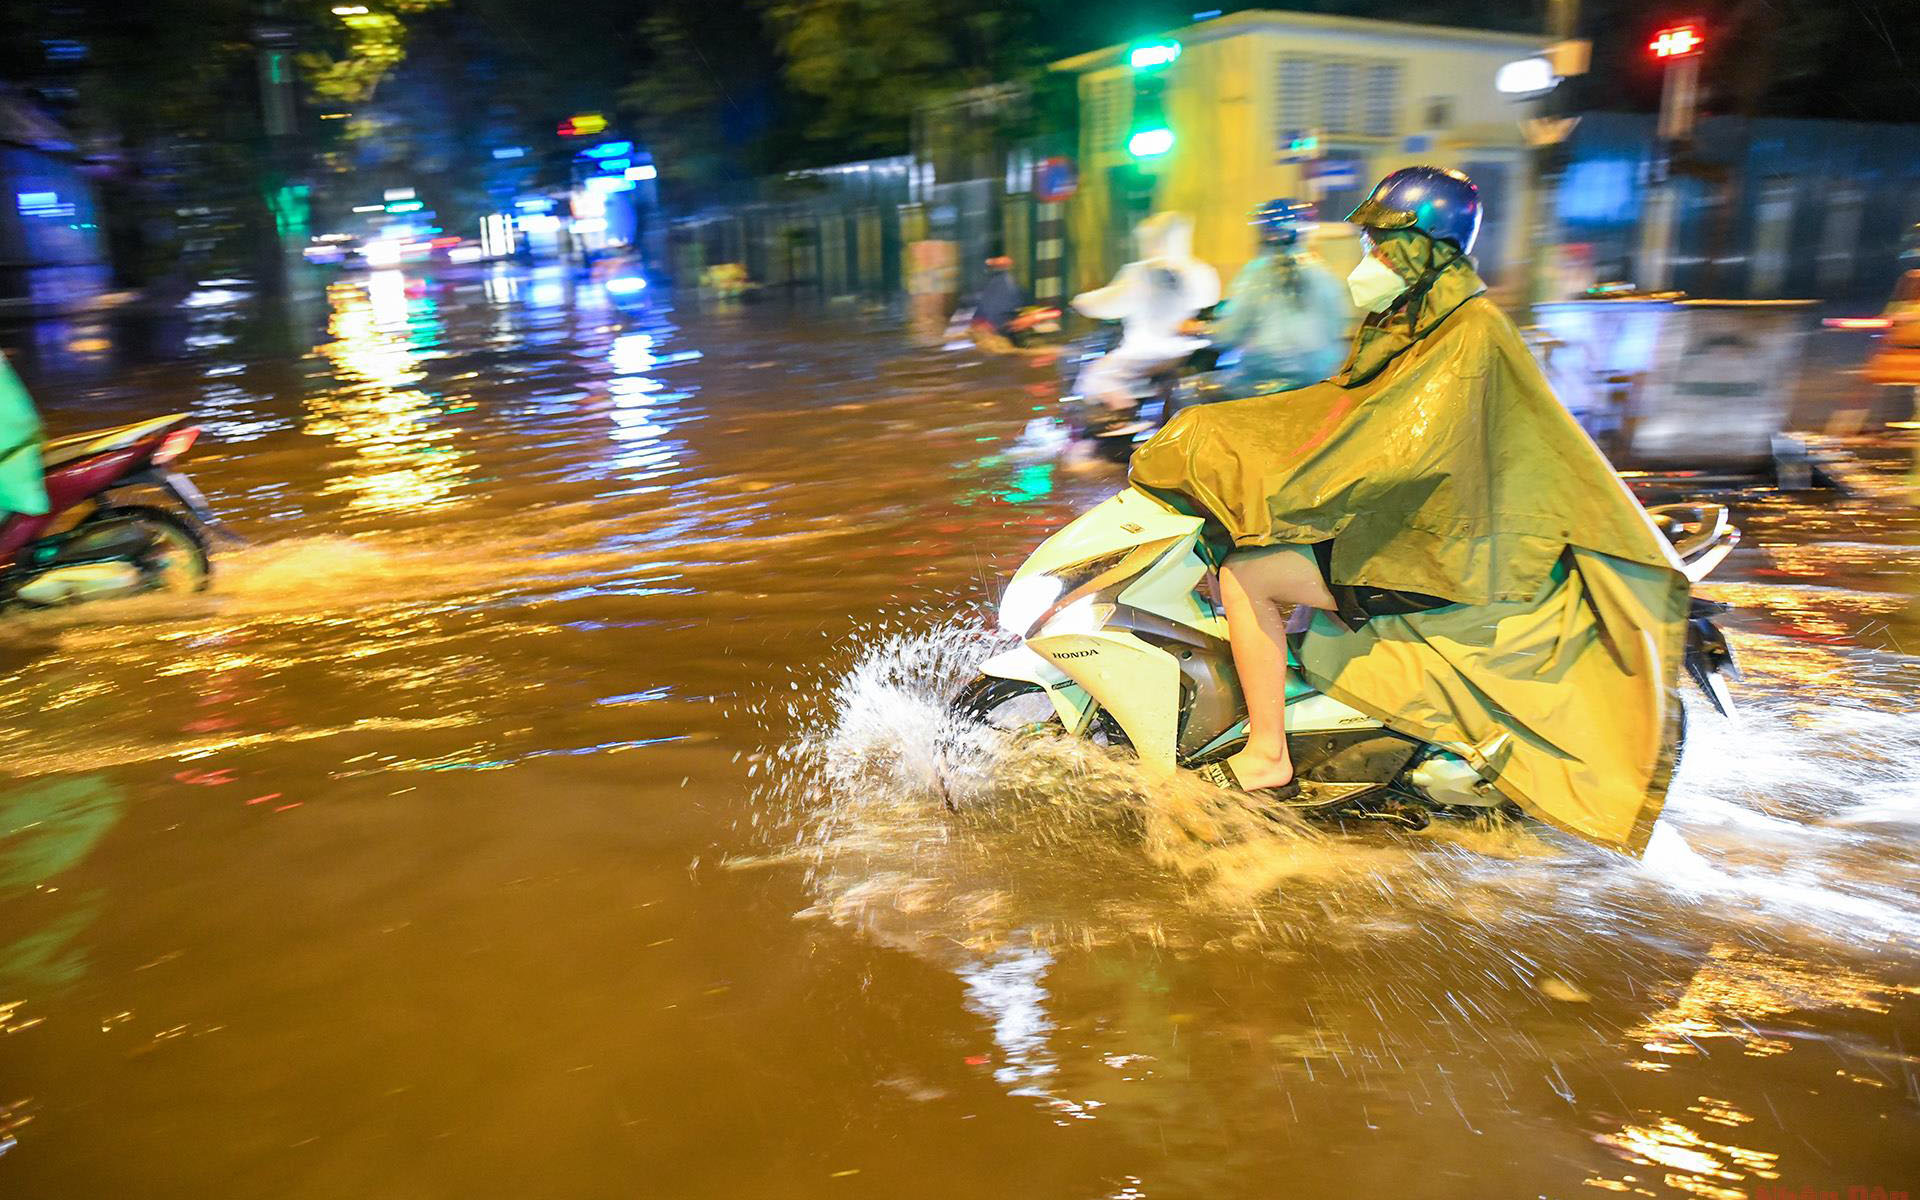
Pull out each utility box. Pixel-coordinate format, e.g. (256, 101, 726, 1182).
(1532, 298, 1816, 470)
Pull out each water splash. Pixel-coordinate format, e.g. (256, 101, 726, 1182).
(755, 621, 1920, 962)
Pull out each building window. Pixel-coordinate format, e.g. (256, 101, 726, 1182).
(1320, 60, 1356, 134)
(1276, 55, 1315, 140)
(1364, 62, 1402, 137)
(1275, 53, 1403, 147)
(1085, 74, 1131, 157)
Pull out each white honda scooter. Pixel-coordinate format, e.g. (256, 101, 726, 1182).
(954, 486, 1741, 827)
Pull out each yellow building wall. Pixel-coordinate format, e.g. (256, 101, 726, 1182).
(1156, 35, 1261, 281)
(1067, 71, 1115, 294)
(1066, 16, 1537, 300)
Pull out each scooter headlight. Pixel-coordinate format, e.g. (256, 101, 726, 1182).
(998, 576, 1063, 637)
(1037, 594, 1109, 637)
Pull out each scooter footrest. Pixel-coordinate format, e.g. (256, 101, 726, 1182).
(1265, 779, 1381, 812)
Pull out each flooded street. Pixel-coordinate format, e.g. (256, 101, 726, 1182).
(3, 267, 1918, 1199)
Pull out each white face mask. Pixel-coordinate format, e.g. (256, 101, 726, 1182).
(1346, 252, 1408, 313)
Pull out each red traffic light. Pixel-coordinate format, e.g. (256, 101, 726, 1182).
(1650, 23, 1703, 58)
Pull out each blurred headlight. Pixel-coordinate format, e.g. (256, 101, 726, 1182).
(1038, 594, 1109, 637)
(998, 576, 1062, 636)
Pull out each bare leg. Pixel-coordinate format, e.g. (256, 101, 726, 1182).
(1219, 545, 1338, 790)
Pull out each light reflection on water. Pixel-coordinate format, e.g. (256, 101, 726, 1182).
(603, 330, 691, 485)
(1624, 944, 1911, 1065)
(305, 275, 471, 513)
(1, 269, 1915, 1195)
(1591, 1106, 1780, 1200)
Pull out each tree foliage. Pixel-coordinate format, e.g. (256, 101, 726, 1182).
(0, 0, 451, 280)
(761, 0, 1045, 151)
(618, 14, 744, 200)
(299, 0, 448, 107)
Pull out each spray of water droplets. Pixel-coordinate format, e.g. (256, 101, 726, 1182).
(737, 617, 1920, 968)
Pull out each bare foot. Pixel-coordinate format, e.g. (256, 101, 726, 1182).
(1225, 748, 1294, 792)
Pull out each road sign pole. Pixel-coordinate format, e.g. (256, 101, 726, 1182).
(1641, 22, 1704, 291)
(1523, 0, 1581, 316)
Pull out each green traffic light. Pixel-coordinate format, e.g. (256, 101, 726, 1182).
(1128, 40, 1181, 71)
(1127, 127, 1174, 158)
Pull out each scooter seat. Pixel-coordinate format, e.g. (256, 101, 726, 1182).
(40, 415, 187, 470)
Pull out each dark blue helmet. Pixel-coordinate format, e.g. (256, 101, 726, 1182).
(1347, 166, 1481, 255)
(1252, 197, 1313, 247)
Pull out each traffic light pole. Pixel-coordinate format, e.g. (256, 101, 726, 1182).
(1638, 26, 1703, 292)
(1523, 0, 1579, 317)
(253, 0, 300, 293)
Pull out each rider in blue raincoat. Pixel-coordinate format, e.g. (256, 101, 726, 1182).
(1209, 199, 1351, 396)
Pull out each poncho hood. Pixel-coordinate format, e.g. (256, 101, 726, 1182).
(1133, 210, 1195, 263)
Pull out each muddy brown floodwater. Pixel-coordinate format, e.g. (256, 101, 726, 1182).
(2, 266, 1918, 1200)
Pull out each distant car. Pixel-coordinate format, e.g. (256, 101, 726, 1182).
(301, 233, 358, 266)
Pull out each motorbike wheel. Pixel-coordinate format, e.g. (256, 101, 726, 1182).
(99, 505, 211, 594)
(953, 676, 1057, 733)
(952, 675, 1129, 746)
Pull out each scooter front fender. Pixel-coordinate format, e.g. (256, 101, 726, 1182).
(1028, 629, 1182, 772)
(977, 645, 1095, 733)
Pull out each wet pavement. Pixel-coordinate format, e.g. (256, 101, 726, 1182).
(1, 265, 1917, 1199)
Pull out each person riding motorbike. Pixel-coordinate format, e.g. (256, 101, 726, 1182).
(1129, 166, 1692, 853)
(1865, 222, 1920, 502)
(0, 350, 49, 522)
(1070, 212, 1221, 411)
(1207, 199, 1350, 396)
(970, 251, 1053, 353)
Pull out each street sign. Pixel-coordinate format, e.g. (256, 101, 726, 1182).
(1306, 158, 1360, 189)
(1033, 157, 1077, 203)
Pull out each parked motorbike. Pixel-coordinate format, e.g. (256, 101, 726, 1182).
(953, 486, 1740, 829)
(0, 415, 231, 609)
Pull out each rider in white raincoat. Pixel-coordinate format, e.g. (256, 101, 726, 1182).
(1071, 212, 1221, 407)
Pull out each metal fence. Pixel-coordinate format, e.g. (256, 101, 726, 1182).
(666, 153, 1071, 313)
(667, 158, 912, 303)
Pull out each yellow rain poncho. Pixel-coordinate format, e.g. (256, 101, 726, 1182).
(1130, 245, 1689, 853)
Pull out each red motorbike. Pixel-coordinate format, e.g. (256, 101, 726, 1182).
(0, 414, 230, 608)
